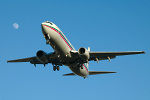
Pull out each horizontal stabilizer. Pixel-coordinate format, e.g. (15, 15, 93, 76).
(63, 73, 76, 76)
(89, 71, 116, 75)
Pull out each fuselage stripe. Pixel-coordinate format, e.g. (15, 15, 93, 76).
(43, 24, 74, 50)
(43, 24, 89, 75)
(82, 63, 89, 73)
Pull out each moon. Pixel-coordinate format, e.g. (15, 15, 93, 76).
(13, 23, 19, 29)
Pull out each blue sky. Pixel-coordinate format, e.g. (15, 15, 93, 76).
(0, 0, 150, 100)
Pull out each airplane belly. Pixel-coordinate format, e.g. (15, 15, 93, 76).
(68, 63, 89, 77)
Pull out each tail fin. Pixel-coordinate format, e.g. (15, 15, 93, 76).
(88, 47, 90, 52)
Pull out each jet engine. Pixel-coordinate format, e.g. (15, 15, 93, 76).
(36, 50, 48, 64)
(78, 47, 90, 61)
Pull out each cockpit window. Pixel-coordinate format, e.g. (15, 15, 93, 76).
(50, 22, 53, 25)
(45, 21, 53, 25)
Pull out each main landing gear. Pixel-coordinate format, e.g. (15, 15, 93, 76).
(53, 66, 60, 71)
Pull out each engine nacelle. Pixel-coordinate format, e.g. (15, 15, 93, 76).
(36, 50, 48, 64)
(78, 47, 90, 61)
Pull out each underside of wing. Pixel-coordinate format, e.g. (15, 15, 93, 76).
(7, 57, 37, 62)
(89, 51, 145, 61)
(89, 71, 116, 75)
(7, 52, 62, 65)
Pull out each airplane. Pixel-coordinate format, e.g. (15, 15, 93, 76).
(7, 21, 145, 79)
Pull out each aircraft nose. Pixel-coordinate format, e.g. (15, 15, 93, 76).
(41, 22, 47, 29)
(41, 22, 45, 26)
(41, 22, 46, 33)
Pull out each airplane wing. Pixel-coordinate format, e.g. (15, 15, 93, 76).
(89, 71, 116, 75)
(7, 52, 62, 65)
(89, 51, 145, 61)
(7, 56, 37, 62)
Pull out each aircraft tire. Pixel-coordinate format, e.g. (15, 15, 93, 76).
(53, 66, 56, 71)
(56, 66, 60, 71)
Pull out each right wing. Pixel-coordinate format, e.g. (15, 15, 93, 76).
(7, 56, 37, 62)
(7, 52, 62, 65)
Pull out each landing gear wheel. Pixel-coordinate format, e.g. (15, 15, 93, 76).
(53, 66, 56, 71)
(56, 66, 60, 71)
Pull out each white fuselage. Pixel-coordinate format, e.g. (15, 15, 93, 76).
(41, 21, 89, 78)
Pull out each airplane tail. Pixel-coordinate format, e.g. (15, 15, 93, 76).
(89, 71, 116, 75)
(63, 73, 75, 76)
(63, 71, 116, 76)
(88, 47, 90, 52)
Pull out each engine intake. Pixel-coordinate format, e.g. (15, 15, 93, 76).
(78, 47, 90, 60)
(36, 50, 48, 64)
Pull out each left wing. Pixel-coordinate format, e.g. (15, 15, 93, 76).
(89, 51, 145, 61)
(71, 50, 145, 62)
